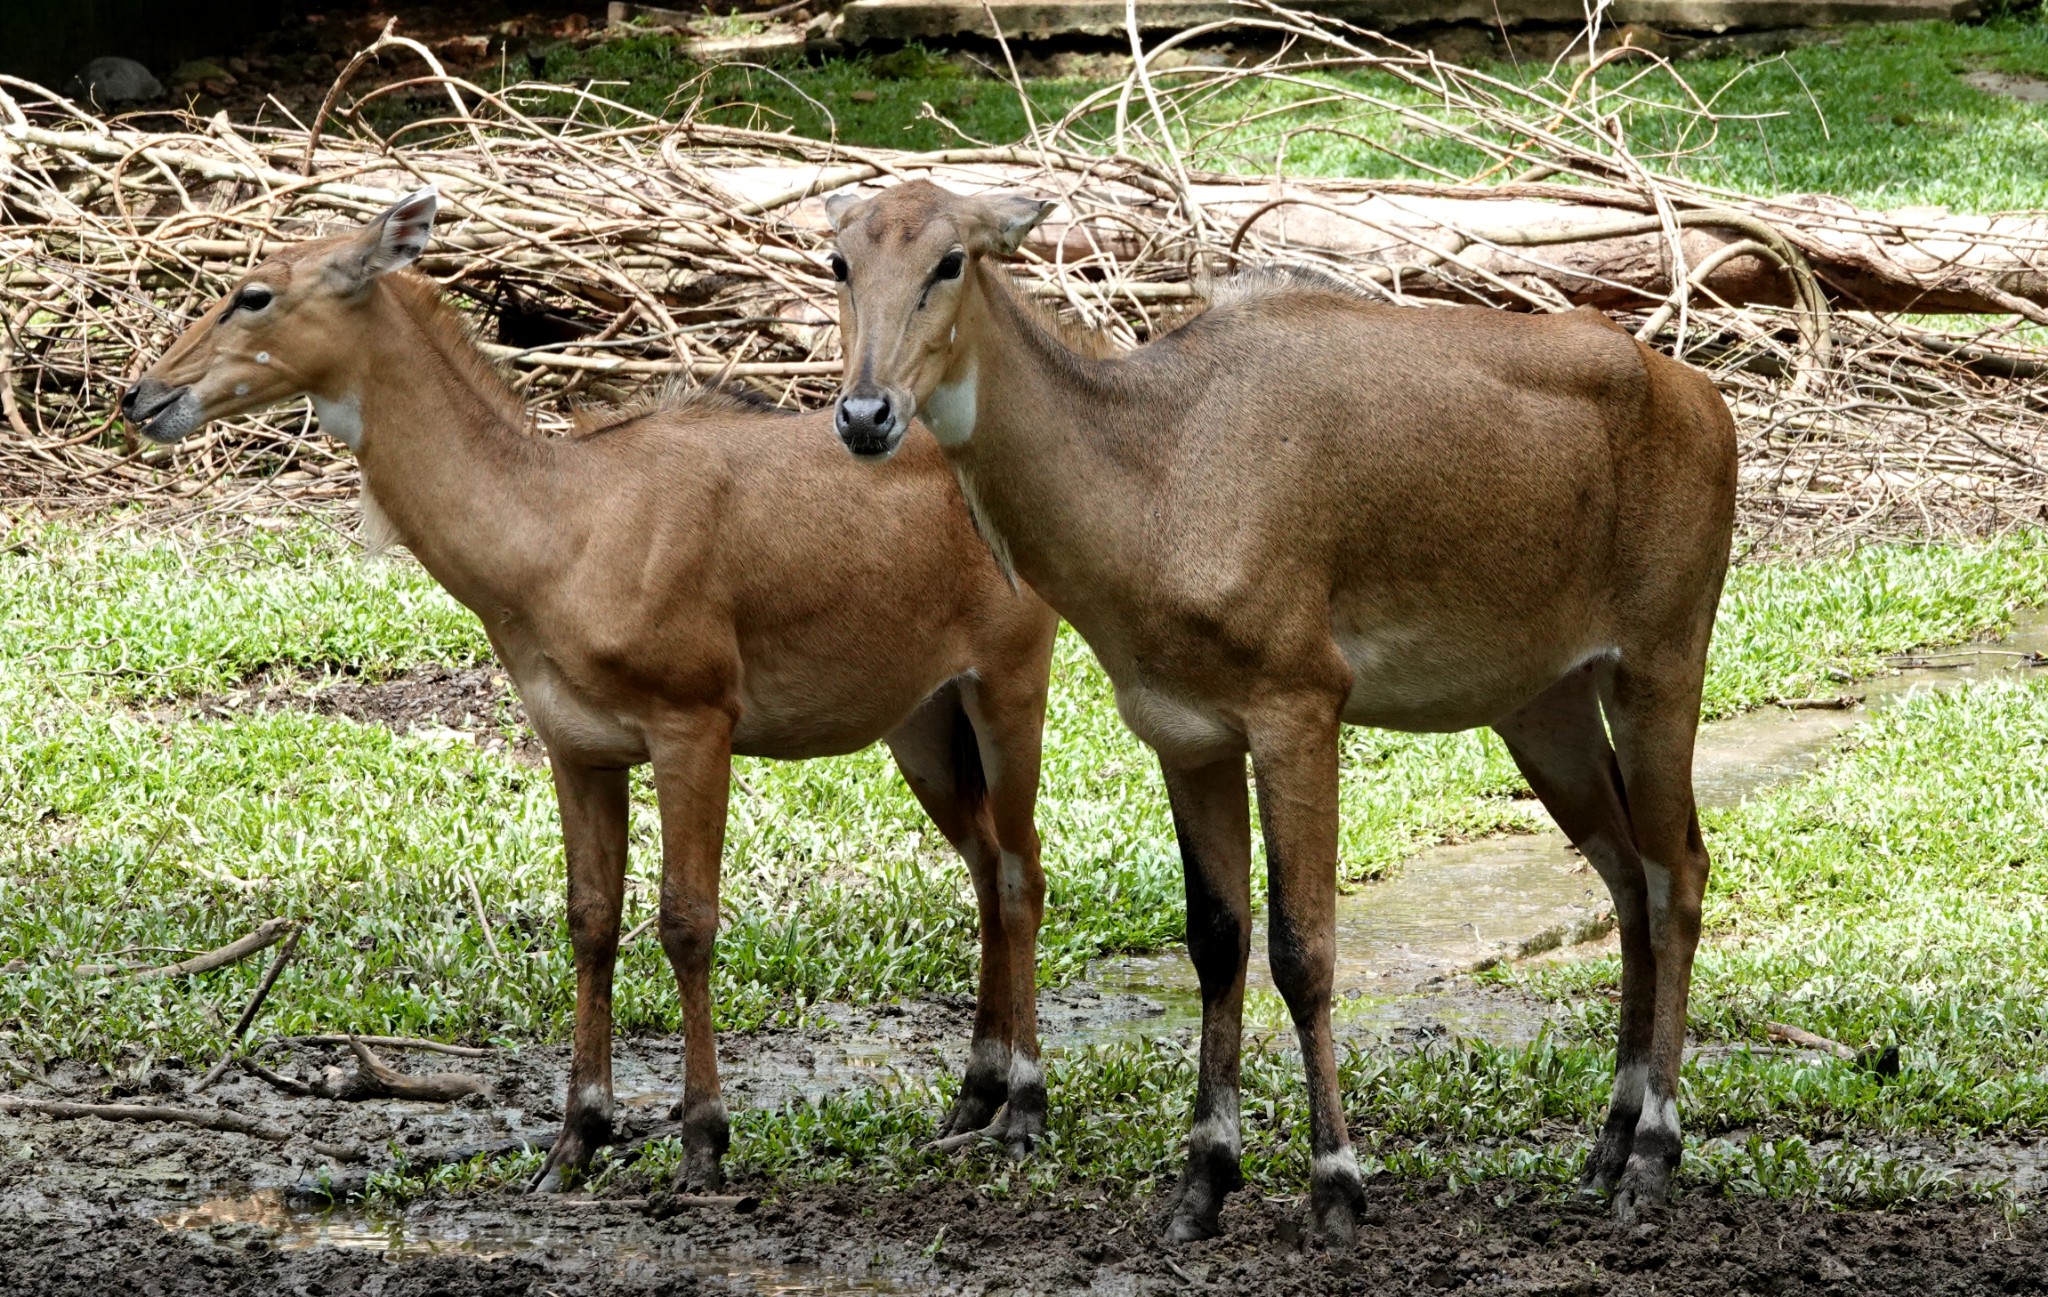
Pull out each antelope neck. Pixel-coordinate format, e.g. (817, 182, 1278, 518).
(944, 266, 1151, 598)
(335, 285, 565, 610)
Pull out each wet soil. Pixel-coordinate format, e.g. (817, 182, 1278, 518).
(5, 1168, 2047, 1295)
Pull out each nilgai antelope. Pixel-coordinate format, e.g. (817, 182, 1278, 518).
(825, 181, 1738, 1243)
(121, 188, 1061, 1191)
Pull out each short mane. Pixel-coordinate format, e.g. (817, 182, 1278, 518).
(1193, 263, 1371, 316)
(570, 379, 794, 438)
(384, 273, 531, 433)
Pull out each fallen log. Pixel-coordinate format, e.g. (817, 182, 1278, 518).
(702, 162, 2048, 322)
(0, 1095, 363, 1160)
(242, 1037, 487, 1103)
(10, 113, 2047, 323)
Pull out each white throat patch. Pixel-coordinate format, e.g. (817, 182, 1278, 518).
(309, 392, 364, 451)
(922, 358, 978, 447)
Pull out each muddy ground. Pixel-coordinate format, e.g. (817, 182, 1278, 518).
(5, 1131, 2046, 1295)
(14, 628, 2048, 1292)
(7, 1012, 2048, 1297)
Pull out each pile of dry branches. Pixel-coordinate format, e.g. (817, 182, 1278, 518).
(2, 4, 2044, 547)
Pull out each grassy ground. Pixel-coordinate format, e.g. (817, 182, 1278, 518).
(4, 516, 2047, 1107)
(616, 677, 2048, 1212)
(535, 17, 2048, 212)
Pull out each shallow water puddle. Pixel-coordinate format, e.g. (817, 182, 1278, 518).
(1069, 614, 2048, 1049)
(157, 1189, 914, 1292)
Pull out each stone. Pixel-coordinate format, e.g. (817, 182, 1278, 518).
(169, 59, 232, 88)
(66, 57, 163, 105)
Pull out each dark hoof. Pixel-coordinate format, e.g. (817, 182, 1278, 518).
(681, 1148, 725, 1193)
(530, 1119, 608, 1194)
(1163, 1208, 1220, 1245)
(926, 1101, 1041, 1159)
(668, 1099, 730, 1193)
(936, 1081, 1007, 1141)
(1610, 1154, 1672, 1223)
(936, 1097, 1002, 1142)
(1579, 1129, 1634, 1196)
(1308, 1157, 1366, 1249)
(1162, 1153, 1242, 1245)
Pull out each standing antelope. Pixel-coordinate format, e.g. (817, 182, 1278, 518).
(825, 181, 1737, 1243)
(121, 188, 1061, 1191)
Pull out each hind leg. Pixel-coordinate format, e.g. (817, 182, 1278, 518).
(888, 685, 1016, 1144)
(1602, 653, 1712, 1219)
(1492, 663, 1654, 1196)
(962, 668, 1050, 1155)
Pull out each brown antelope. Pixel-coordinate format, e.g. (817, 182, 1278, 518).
(825, 181, 1737, 1243)
(121, 188, 1061, 1191)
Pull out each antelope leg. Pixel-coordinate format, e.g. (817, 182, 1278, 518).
(1159, 753, 1252, 1245)
(532, 759, 629, 1194)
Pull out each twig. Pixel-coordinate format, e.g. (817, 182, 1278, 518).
(279, 1034, 493, 1058)
(466, 872, 504, 965)
(192, 924, 303, 1092)
(1764, 1021, 1856, 1061)
(118, 917, 293, 982)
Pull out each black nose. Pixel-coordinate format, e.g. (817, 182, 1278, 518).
(120, 380, 144, 418)
(835, 392, 896, 456)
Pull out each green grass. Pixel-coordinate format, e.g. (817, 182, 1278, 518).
(4, 521, 2047, 1068)
(605, 677, 2048, 1210)
(528, 17, 2048, 212)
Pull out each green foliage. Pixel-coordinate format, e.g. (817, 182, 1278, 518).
(531, 21, 2048, 213)
(6, 520, 2048, 1219)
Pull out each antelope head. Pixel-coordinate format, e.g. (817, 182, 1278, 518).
(120, 187, 440, 448)
(825, 180, 1054, 459)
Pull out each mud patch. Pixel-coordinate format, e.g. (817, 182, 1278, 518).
(1962, 70, 2048, 103)
(180, 661, 544, 761)
(7, 1174, 2047, 1295)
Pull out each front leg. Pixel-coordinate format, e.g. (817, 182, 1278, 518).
(532, 758, 630, 1193)
(1249, 696, 1361, 1247)
(1158, 753, 1253, 1244)
(649, 709, 737, 1191)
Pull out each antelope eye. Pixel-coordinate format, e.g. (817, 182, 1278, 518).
(233, 284, 274, 313)
(934, 250, 965, 281)
(829, 254, 849, 283)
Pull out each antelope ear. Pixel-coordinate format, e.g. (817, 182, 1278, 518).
(336, 186, 439, 291)
(822, 190, 863, 231)
(967, 194, 1055, 256)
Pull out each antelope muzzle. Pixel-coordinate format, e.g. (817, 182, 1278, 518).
(120, 376, 204, 444)
(833, 386, 907, 460)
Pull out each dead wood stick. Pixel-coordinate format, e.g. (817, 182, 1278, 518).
(193, 924, 303, 1092)
(281, 1034, 492, 1058)
(465, 872, 504, 965)
(1764, 1021, 1857, 1061)
(347, 1037, 487, 1102)
(118, 916, 293, 982)
(622, 913, 659, 946)
(241, 1038, 487, 1102)
(0, 1095, 361, 1160)
(2, 918, 294, 979)
(240, 1056, 318, 1096)
(1772, 695, 1864, 711)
